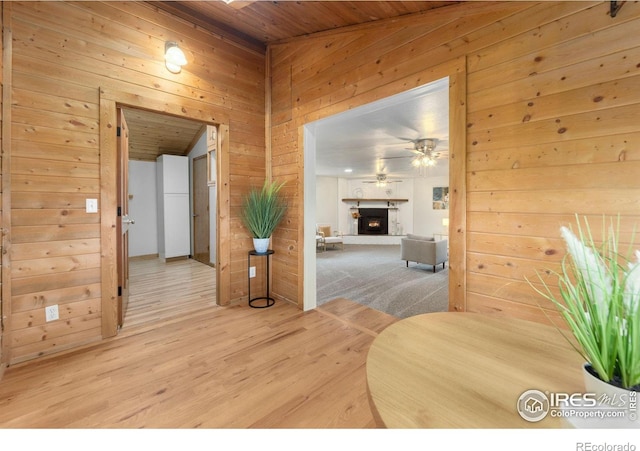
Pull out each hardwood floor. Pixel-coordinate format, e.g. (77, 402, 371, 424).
(0, 258, 397, 428)
(124, 257, 218, 331)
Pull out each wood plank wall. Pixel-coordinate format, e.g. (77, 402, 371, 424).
(3, 1, 265, 364)
(267, 1, 640, 323)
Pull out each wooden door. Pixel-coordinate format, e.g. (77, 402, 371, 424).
(117, 109, 132, 327)
(193, 155, 210, 265)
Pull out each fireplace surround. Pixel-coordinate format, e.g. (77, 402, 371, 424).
(358, 208, 388, 235)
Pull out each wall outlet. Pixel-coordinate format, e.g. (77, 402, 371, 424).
(86, 198, 98, 213)
(249, 266, 256, 278)
(45, 304, 59, 322)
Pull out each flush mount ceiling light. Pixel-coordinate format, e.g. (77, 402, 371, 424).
(165, 41, 187, 73)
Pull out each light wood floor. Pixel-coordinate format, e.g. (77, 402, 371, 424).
(124, 257, 218, 331)
(0, 258, 397, 428)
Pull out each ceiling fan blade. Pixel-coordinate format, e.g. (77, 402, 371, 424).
(362, 180, 402, 184)
(379, 155, 411, 160)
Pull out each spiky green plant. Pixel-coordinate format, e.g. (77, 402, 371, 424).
(530, 215, 640, 389)
(241, 180, 287, 239)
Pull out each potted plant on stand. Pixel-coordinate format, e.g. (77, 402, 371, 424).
(241, 179, 287, 254)
(530, 215, 639, 427)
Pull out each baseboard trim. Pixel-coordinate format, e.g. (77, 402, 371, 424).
(130, 254, 159, 261)
(165, 255, 189, 263)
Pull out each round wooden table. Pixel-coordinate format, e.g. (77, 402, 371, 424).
(366, 312, 585, 428)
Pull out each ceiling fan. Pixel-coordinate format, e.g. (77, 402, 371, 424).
(407, 138, 448, 168)
(362, 173, 403, 187)
(381, 137, 448, 169)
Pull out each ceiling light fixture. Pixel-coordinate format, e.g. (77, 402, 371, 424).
(165, 41, 187, 74)
(363, 173, 402, 187)
(411, 154, 437, 167)
(375, 174, 388, 188)
(411, 138, 438, 169)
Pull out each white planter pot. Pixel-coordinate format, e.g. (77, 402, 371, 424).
(253, 237, 270, 254)
(582, 364, 633, 401)
(563, 363, 639, 429)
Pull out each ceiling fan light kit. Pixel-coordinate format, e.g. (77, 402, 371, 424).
(408, 137, 442, 170)
(363, 173, 403, 188)
(411, 155, 437, 167)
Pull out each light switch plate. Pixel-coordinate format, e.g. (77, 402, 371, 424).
(86, 198, 98, 213)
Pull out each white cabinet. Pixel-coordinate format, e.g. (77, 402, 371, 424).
(157, 155, 190, 259)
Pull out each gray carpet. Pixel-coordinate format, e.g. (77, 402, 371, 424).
(316, 244, 448, 318)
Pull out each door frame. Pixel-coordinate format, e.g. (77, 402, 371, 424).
(0, 1, 12, 370)
(99, 87, 230, 337)
(192, 154, 211, 266)
(301, 57, 467, 312)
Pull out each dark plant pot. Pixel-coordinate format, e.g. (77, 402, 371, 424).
(583, 363, 640, 393)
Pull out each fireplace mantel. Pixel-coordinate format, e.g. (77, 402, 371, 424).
(342, 198, 408, 207)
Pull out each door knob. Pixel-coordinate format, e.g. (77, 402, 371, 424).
(123, 218, 136, 225)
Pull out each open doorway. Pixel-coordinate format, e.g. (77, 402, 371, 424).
(117, 107, 218, 329)
(99, 88, 231, 339)
(308, 78, 450, 318)
(302, 62, 467, 314)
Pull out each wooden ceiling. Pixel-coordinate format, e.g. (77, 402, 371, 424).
(129, 1, 460, 161)
(122, 108, 205, 161)
(152, 1, 460, 50)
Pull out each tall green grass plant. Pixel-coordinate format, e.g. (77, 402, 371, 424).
(530, 215, 640, 390)
(241, 180, 287, 239)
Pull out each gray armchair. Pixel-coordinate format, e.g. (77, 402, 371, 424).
(401, 234, 448, 272)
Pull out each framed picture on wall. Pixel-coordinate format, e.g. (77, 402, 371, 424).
(433, 186, 449, 210)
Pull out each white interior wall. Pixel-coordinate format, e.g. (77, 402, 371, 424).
(304, 125, 318, 311)
(128, 131, 218, 262)
(128, 160, 159, 257)
(413, 175, 450, 237)
(316, 175, 449, 239)
(315, 176, 339, 232)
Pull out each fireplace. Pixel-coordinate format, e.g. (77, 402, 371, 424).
(358, 208, 388, 235)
